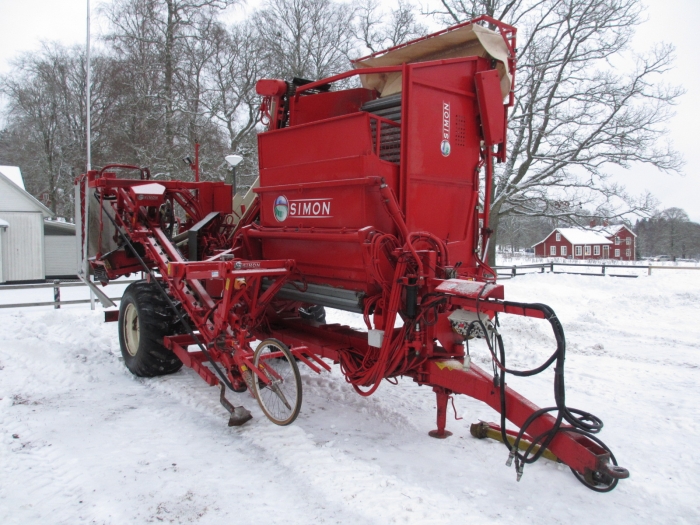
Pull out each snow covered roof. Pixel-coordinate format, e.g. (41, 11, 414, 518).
(606, 224, 637, 237)
(0, 166, 25, 190)
(0, 170, 53, 218)
(590, 223, 637, 238)
(0, 218, 8, 228)
(556, 228, 612, 245)
(533, 228, 613, 247)
(44, 219, 76, 236)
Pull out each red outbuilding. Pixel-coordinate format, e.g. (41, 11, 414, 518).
(533, 228, 613, 260)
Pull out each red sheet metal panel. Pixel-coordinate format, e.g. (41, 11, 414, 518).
(403, 57, 487, 269)
(255, 110, 400, 292)
(475, 69, 505, 145)
(258, 113, 375, 170)
(289, 88, 375, 126)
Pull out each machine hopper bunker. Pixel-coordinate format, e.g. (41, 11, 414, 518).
(75, 16, 629, 492)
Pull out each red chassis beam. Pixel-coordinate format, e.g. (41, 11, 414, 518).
(414, 359, 613, 477)
(260, 315, 621, 480)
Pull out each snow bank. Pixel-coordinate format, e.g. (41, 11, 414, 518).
(1, 272, 699, 524)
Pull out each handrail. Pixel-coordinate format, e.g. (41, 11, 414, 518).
(295, 66, 405, 95)
(98, 164, 150, 180)
(352, 15, 516, 66)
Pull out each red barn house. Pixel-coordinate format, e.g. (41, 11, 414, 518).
(600, 225, 636, 261)
(533, 228, 613, 260)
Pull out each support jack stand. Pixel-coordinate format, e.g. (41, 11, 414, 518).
(219, 383, 252, 427)
(428, 387, 453, 439)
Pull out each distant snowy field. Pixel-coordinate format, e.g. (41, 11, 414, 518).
(1, 271, 699, 524)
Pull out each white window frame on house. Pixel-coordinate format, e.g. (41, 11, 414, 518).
(550, 245, 556, 256)
(615, 249, 620, 257)
(594, 245, 600, 256)
(626, 249, 631, 257)
(561, 246, 567, 256)
(575, 246, 582, 256)
(615, 236, 620, 245)
(626, 237, 631, 245)
(556, 232, 561, 241)
(584, 245, 591, 256)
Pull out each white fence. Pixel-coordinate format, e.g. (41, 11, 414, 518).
(0, 279, 136, 309)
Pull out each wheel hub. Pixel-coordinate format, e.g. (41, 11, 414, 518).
(123, 303, 140, 356)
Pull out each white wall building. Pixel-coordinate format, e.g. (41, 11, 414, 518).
(0, 166, 78, 283)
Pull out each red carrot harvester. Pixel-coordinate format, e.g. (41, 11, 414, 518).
(76, 16, 628, 491)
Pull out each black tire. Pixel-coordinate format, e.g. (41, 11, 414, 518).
(118, 281, 183, 377)
(299, 304, 326, 323)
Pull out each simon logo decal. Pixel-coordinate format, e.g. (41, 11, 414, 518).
(274, 196, 332, 222)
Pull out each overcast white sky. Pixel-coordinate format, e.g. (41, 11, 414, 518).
(0, 0, 698, 222)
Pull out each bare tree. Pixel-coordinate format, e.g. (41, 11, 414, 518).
(661, 207, 689, 258)
(254, 0, 358, 81)
(103, 0, 238, 169)
(635, 207, 700, 259)
(355, 0, 427, 54)
(0, 44, 92, 215)
(430, 0, 684, 264)
(203, 24, 262, 153)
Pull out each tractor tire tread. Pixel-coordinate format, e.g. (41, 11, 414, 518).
(118, 281, 183, 378)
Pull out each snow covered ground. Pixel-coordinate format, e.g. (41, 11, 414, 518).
(1, 271, 699, 524)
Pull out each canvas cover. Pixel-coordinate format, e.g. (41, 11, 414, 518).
(353, 24, 511, 99)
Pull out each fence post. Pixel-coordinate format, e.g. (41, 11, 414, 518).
(648, 264, 652, 276)
(550, 262, 554, 273)
(541, 264, 545, 273)
(53, 280, 60, 309)
(602, 263, 605, 276)
(512, 265, 516, 277)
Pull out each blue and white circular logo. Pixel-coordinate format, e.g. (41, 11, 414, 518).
(440, 140, 451, 157)
(274, 195, 288, 222)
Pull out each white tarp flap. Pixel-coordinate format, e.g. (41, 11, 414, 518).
(353, 24, 511, 99)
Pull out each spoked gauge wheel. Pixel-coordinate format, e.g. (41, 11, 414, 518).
(251, 339, 302, 426)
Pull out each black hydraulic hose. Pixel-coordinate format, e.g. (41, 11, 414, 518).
(498, 331, 512, 453)
(96, 197, 236, 391)
(471, 292, 618, 490)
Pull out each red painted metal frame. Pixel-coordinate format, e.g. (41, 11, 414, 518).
(86, 172, 315, 394)
(416, 360, 610, 476)
(78, 16, 626, 488)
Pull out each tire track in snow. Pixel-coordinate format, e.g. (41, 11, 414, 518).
(0, 349, 130, 524)
(1, 317, 367, 525)
(143, 369, 484, 525)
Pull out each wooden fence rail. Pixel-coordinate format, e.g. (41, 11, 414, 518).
(493, 262, 700, 278)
